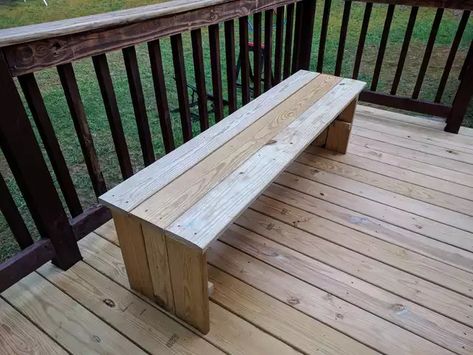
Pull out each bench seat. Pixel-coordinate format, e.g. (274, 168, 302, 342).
(100, 70, 365, 333)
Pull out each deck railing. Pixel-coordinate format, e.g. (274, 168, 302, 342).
(0, 0, 472, 291)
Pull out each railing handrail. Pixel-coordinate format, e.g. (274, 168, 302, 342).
(351, 0, 473, 10)
(0, 0, 232, 48)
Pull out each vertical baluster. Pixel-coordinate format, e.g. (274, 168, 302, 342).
(273, 7, 284, 85)
(57, 63, 107, 196)
(335, 1, 352, 76)
(224, 21, 237, 113)
(171, 34, 193, 142)
(264, 10, 274, 91)
(0, 173, 33, 249)
(239, 16, 251, 105)
(283, 3, 295, 79)
(459, 40, 473, 80)
(253, 12, 262, 97)
(18, 73, 82, 217)
(412, 8, 444, 99)
(1, 52, 81, 268)
(92, 54, 133, 179)
(353, 2, 373, 79)
(209, 24, 224, 122)
(391, 6, 418, 95)
(445, 45, 473, 133)
(318, 0, 332, 73)
(298, 0, 317, 71)
(191, 29, 210, 130)
(436, 10, 470, 103)
(148, 39, 175, 153)
(122, 46, 155, 166)
(371, 4, 395, 91)
(291, 2, 304, 74)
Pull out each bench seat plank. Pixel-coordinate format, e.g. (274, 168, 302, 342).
(167, 78, 365, 249)
(133, 74, 342, 228)
(99, 70, 317, 212)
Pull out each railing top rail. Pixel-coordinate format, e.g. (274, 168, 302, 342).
(0, 0, 231, 48)
(349, 0, 473, 10)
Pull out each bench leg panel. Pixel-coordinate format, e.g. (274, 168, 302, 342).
(325, 97, 358, 154)
(166, 237, 210, 334)
(142, 223, 175, 313)
(111, 210, 154, 299)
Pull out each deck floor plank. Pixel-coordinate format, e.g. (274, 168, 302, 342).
(2, 272, 147, 355)
(0, 298, 67, 355)
(2, 106, 473, 355)
(79, 233, 301, 355)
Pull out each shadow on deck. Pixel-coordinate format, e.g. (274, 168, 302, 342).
(2, 106, 473, 354)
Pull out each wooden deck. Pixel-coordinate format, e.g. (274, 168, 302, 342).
(2, 105, 473, 355)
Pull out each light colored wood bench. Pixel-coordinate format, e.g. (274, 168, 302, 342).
(100, 70, 365, 333)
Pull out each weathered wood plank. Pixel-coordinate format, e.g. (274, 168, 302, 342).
(208, 266, 377, 355)
(276, 171, 473, 256)
(110, 210, 154, 298)
(4, 0, 303, 76)
(2, 272, 146, 354)
(134, 74, 339, 230)
(166, 237, 210, 333)
(263, 183, 473, 273)
(166, 78, 364, 249)
(141, 223, 175, 312)
(208, 240, 450, 355)
(80, 232, 300, 354)
(0, 298, 67, 355)
(221, 223, 473, 354)
(99, 71, 316, 212)
(38, 259, 222, 354)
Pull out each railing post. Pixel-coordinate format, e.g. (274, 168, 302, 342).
(0, 50, 81, 269)
(445, 47, 473, 133)
(292, 0, 317, 72)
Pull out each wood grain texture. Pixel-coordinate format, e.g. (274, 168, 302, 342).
(325, 121, 352, 154)
(166, 238, 210, 333)
(135, 74, 342, 231)
(167, 78, 364, 249)
(246, 198, 473, 296)
(80, 233, 298, 354)
(38, 259, 222, 354)
(111, 210, 154, 298)
(208, 240, 451, 355)
(0, 298, 67, 355)
(141, 222, 175, 312)
(4, 0, 303, 76)
(208, 266, 377, 355)
(100, 70, 316, 212)
(221, 223, 473, 354)
(2, 272, 146, 354)
(264, 182, 473, 274)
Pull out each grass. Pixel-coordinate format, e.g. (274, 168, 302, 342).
(0, 0, 472, 261)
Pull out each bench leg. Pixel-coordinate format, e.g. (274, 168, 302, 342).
(142, 223, 175, 312)
(325, 97, 358, 154)
(166, 237, 210, 334)
(111, 210, 154, 299)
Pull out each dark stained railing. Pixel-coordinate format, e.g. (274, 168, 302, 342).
(0, 0, 472, 291)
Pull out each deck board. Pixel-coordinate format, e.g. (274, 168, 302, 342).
(2, 105, 473, 354)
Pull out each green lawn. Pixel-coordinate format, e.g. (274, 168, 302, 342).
(0, 0, 472, 261)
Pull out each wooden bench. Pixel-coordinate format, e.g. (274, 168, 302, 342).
(99, 70, 365, 334)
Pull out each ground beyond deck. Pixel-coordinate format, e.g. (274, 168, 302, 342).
(2, 105, 473, 355)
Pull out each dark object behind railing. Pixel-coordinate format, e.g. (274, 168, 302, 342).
(0, 0, 472, 291)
